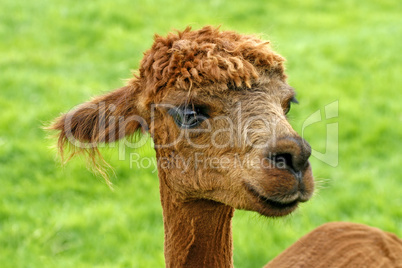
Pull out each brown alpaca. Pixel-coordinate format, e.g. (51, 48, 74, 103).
(49, 26, 402, 267)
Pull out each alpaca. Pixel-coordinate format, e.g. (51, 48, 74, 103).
(49, 26, 402, 267)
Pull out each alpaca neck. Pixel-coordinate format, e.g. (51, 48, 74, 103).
(159, 179, 235, 267)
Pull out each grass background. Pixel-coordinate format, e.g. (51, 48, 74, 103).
(1, 0, 401, 267)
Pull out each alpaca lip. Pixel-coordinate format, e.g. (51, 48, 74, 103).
(265, 156, 305, 183)
(244, 183, 299, 211)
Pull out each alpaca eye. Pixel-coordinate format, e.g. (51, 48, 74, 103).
(168, 106, 207, 129)
(284, 103, 291, 115)
(284, 97, 298, 115)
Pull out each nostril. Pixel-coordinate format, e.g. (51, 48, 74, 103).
(269, 153, 294, 171)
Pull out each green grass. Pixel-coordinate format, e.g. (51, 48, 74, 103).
(1, 0, 401, 267)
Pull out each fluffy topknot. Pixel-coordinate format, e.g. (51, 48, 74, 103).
(138, 26, 286, 94)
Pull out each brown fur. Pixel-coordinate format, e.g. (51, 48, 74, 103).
(265, 222, 402, 268)
(49, 26, 402, 267)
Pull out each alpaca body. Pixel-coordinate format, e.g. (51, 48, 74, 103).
(266, 222, 402, 268)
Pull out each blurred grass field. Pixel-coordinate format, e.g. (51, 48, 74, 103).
(1, 0, 401, 267)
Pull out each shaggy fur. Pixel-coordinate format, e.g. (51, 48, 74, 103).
(49, 26, 402, 267)
(266, 222, 402, 268)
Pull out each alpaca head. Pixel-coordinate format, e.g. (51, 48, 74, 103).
(50, 26, 314, 217)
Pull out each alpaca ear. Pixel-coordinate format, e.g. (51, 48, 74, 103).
(49, 85, 147, 159)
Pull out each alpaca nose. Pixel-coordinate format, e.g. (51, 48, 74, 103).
(267, 136, 311, 177)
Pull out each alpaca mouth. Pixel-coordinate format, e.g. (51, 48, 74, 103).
(244, 183, 299, 212)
